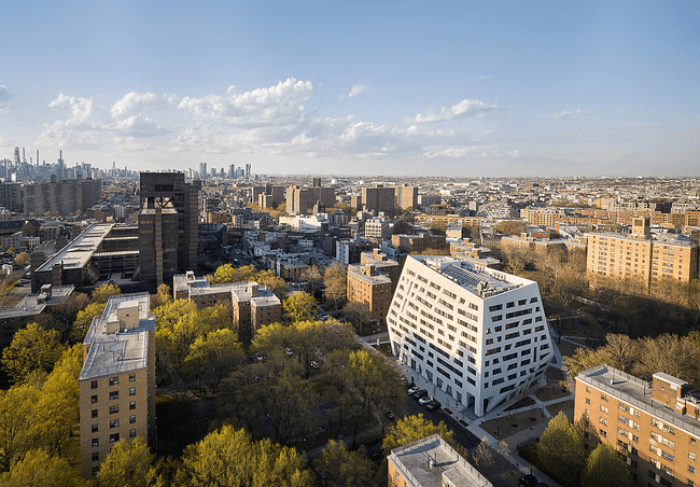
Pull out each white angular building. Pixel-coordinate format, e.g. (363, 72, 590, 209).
(387, 255, 552, 416)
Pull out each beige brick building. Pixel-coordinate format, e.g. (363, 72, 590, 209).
(587, 217, 698, 287)
(347, 263, 393, 322)
(575, 365, 700, 487)
(78, 293, 156, 478)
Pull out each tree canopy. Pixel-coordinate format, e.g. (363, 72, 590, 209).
(538, 411, 586, 486)
(582, 443, 633, 487)
(1, 323, 66, 384)
(283, 292, 317, 323)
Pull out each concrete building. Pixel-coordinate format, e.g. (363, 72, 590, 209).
(586, 217, 698, 287)
(365, 218, 391, 241)
(360, 248, 401, 293)
(78, 293, 156, 478)
(394, 185, 418, 211)
(391, 233, 447, 254)
(285, 184, 335, 215)
(387, 255, 552, 416)
(575, 364, 700, 487)
(336, 237, 375, 265)
(138, 173, 201, 291)
(347, 263, 393, 322)
(388, 434, 492, 487)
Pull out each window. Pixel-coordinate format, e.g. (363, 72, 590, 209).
(109, 391, 119, 400)
(91, 380, 98, 389)
(129, 429, 137, 438)
(691, 466, 696, 474)
(599, 417, 608, 426)
(601, 394, 608, 401)
(585, 397, 590, 404)
(91, 409, 98, 419)
(91, 424, 98, 433)
(600, 405, 608, 414)
(129, 401, 136, 410)
(92, 438, 99, 447)
(109, 376, 119, 386)
(92, 467, 99, 476)
(91, 395, 98, 404)
(130, 415, 136, 424)
(129, 373, 136, 382)
(129, 387, 136, 396)
(110, 433, 119, 443)
(92, 452, 99, 462)
(110, 419, 119, 428)
(599, 429, 607, 437)
(690, 452, 696, 461)
(109, 405, 119, 414)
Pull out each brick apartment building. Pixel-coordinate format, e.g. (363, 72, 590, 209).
(575, 364, 700, 486)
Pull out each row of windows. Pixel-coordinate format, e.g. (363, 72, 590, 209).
(91, 401, 137, 418)
(90, 374, 137, 389)
(90, 388, 136, 403)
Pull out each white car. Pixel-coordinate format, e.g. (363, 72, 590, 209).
(284, 348, 293, 356)
(418, 395, 433, 406)
(310, 360, 320, 369)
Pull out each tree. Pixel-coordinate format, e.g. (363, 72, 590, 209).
(185, 329, 245, 392)
(208, 264, 255, 284)
(91, 283, 121, 303)
(0, 448, 79, 487)
(324, 262, 347, 310)
(13, 252, 28, 267)
(72, 302, 106, 342)
(382, 414, 456, 457)
(1, 323, 66, 384)
(538, 411, 586, 486)
(314, 440, 376, 487)
(495, 220, 526, 236)
(300, 265, 323, 297)
(471, 437, 494, 469)
(574, 413, 601, 451)
(254, 269, 287, 300)
(0, 384, 39, 472)
(344, 301, 372, 334)
(177, 425, 313, 487)
(34, 292, 90, 338)
(283, 293, 317, 323)
(151, 283, 172, 309)
(96, 437, 157, 487)
(582, 443, 633, 487)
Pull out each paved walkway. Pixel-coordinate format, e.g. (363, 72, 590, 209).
(397, 323, 578, 487)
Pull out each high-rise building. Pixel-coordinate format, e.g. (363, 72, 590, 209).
(285, 184, 336, 215)
(138, 173, 201, 291)
(574, 364, 700, 487)
(388, 255, 552, 416)
(362, 184, 395, 215)
(586, 217, 699, 287)
(347, 263, 393, 321)
(199, 162, 207, 179)
(394, 185, 418, 211)
(78, 293, 156, 478)
(245, 164, 251, 179)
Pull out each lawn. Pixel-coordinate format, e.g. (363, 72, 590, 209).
(480, 408, 547, 440)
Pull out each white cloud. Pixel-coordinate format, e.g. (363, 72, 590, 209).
(340, 85, 365, 100)
(48, 94, 94, 126)
(407, 99, 502, 123)
(550, 109, 588, 121)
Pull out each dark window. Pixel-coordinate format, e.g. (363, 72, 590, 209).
(129, 373, 136, 382)
(92, 467, 99, 476)
(110, 419, 119, 428)
(92, 452, 99, 461)
(91, 409, 98, 419)
(129, 415, 136, 424)
(129, 401, 136, 410)
(109, 405, 119, 414)
(109, 377, 119, 386)
(92, 438, 99, 447)
(91, 424, 98, 433)
(91, 380, 98, 389)
(91, 395, 98, 404)
(110, 433, 119, 443)
(109, 391, 119, 400)
(129, 429, 137, 438)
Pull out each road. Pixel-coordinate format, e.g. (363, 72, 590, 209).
(405, 393, 481, 450)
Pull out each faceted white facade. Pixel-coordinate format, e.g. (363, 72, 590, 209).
(387, 255, 552, 416)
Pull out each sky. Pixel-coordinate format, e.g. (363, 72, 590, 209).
(1, 0, 699, 177)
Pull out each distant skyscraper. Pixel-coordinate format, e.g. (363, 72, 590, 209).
(199, 162, 207, 179)
(228, 165, 235, 179)
(36, 150, 39, 167)
(13, 147, 19, 166)
(245, 164, 251, 179)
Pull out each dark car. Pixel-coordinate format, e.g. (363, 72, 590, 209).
(518, 474, 538, 487)
(425, 399, 441, 411)
(411, 389, 428, 400)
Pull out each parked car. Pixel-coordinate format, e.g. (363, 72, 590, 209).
(411, 389, 428, 400)
(385, 409, 395, 420)
(407, 385, 420, 395)
(418, 395, 433, 405)
(310, 360, 320, 369)
(518, 474, 538, 487)
(255, 353, 265, 362)
(284, 347, 293, 356)
(425, 399, 441, 411)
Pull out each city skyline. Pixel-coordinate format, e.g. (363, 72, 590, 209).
(1, 0, 699, 177)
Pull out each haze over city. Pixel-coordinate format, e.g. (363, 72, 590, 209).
(1, 0, 699, 177)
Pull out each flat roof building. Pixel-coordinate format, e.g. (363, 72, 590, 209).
(388, 255, 552, 416)
(78, 293, 156, 478)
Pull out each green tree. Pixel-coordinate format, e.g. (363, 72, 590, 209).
(13, 252, 29, 267)
(382, 414, 455, 456)
(151, 283, 172, 309)
(582, 443, 633, 487)
(72, 302, 106, 342)
(0, 384, 39, 472)
(538, 411, 586, 486)
(314, 440, 376, 487)
(185, 329, 244, 392)
(91, 283, 121, 303)
(208, 264, 255, 284)
(96, 438, 156, 487)
(1, 323, 66, 384)
(283, 293, 317, 323)
(254, 269, 287, 301)
(324, 262, 347, 310)
(0, 448, 80, 487)
(177, 425, 313, 487)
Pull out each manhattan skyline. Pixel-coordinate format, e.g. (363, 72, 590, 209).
(1, 0, 699, 177)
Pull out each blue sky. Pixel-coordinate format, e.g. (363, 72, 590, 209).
(1, 0, 699, 177)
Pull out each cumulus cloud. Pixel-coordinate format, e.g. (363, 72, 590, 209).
(340, 85, 365, 100)
(48, 94, 94, 126)
(178, 78, 313, 126)
(550, 109, 588, 121)
(407, 99, 502, 123)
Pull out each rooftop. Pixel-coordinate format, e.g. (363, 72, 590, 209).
(36, 223, 114, 272)
(0, 285, 74, 319)
(577, 364, 700, 438)
(79, 293, 154, 381)
(388, 434, 492, 487)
